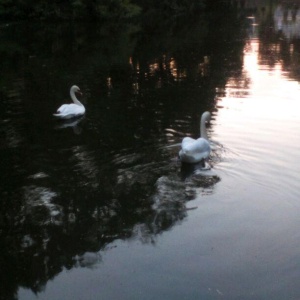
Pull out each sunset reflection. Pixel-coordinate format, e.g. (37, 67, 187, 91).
(215, 30, 300, 184)
(220, 35, 300, 114)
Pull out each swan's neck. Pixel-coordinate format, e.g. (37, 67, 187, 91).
(200, 113, 210, 140)
(70, 90, 83, 106)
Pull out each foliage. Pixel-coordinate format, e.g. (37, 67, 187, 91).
(0, 0, 214, 20)
(0, 0, 141, 20)
(135, 0, 206, 17)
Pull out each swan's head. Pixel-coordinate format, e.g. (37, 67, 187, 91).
(202, 111, 211, 122)
(71, 85, 82, 95)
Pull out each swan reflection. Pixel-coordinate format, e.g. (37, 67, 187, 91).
(54, 115, 85, 134)
(73, 252, 102, 268)
(22, 185, 62, 226)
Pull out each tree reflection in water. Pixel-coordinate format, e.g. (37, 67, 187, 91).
(0, 122, 222, 299)
(0, 7, 243, 299)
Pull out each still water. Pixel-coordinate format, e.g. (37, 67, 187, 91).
(1, 4, 300, 300)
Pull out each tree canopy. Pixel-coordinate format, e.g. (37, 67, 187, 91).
(0, 0, 230, 21)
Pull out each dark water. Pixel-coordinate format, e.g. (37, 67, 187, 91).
(1, 3, 300, 300)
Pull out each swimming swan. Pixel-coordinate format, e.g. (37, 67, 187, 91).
(53, 85, 85, 119)
(179, 111, 211, 163)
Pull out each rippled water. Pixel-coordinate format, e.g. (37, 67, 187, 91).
(216, 40, 300, 202)
(1, 3, 300, 300)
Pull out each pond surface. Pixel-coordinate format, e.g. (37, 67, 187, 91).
(1, 4, 300, 300)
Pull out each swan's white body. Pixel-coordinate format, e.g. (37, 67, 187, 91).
(53, 85, 85, 119)
(179, 111, 211, 164)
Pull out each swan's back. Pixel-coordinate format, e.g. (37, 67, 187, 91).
(54, 103, 85, 119)
(179, 137, 210, 163)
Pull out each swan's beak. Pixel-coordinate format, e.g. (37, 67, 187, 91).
(76, 90, 83, 96)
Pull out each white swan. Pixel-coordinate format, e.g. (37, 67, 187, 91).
(179, 111, 211, 163)
(53, 85, 85, 119)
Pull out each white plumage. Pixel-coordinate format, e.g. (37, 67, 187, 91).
(179, 111, 211, 164)
(53, 85, 85, 119)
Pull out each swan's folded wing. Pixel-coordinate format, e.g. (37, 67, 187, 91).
(179, 138, 211, 163)
(181, 137, 196, 148)
(182, 138, 209, 152)
(56, 104, 77, 114)
(54, 104, 84, 119)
